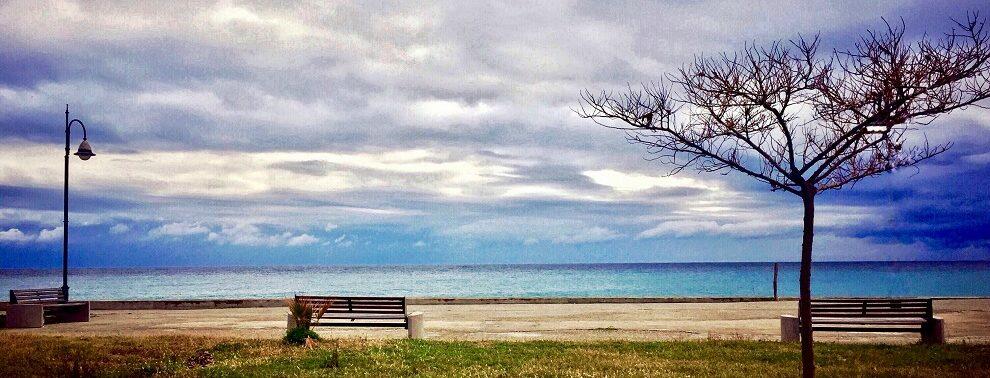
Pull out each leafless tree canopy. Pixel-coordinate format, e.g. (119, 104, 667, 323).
(578, 15, 990, 195)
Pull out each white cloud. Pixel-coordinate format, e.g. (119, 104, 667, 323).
(37, 227, 62, 242)
(324, 223, 338, 231)
(286, 233, 319, 246)
(500, 185, 572, 198)
(413, 240, 426, 247)
(109, 224, 130, 234)
(210, 5, 263, 24)
(583, 170, 713, 192)
(409, 100, 496, 126)
(638, 202, 880, 239)
(149, 222, 211, 238)
(332, 234, 353, 247)
(205, 223, 322, 247)
(638, 220, 720, 238)
(449, 217, 621, 244)
(0, 146, 514, 201)
(552, 226, 622, 244)
(0, 228, 32, 243)
(0, 227, 63, 243)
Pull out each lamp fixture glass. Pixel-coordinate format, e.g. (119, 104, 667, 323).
(74, 139, 95, 160)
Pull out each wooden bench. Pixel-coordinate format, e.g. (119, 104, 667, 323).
(291, 295, 423, 338)
(781, 298, 944, 344)
(6, 288, 90, 328)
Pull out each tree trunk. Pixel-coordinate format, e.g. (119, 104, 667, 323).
(799, 191, 816, 377)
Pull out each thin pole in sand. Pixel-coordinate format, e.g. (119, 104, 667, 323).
(773, 263, 779, 301)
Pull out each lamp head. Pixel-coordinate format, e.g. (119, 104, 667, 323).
(74, 139, 95, 160)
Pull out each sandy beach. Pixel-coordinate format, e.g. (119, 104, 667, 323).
(5, 299, 988, 344)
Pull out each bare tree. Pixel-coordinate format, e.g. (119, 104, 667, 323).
(578, 14, 990, 377)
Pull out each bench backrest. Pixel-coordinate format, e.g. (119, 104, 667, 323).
(810, 298, 933, 319)
(10, 288, 67, 304)
(295, 295, 407, 317)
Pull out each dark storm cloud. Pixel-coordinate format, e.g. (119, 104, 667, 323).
(0, 48, 58, 88)
(823, 152, 990, 249)
(0, 185, 139, 212)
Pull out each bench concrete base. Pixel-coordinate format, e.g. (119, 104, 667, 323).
(780, 315, 800, 342)
(922, 317, 946, 344)
(407, 312, 424, 339)
(780, 315, 945, 344)
(287, 312, 425, 339)
(6, 304, 45, 328)
(55, 302, 91, 323)
(4, 302, 90, 328)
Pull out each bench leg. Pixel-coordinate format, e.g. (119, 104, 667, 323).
(6, 304, 45, 328)
(780, 315, 800, 342)
(922, 317, 945, 344)
(407, 312, 424, 339)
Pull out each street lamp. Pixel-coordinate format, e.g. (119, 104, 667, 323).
(63, 105, 95, 299)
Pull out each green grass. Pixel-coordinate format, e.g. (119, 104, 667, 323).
(1, 334, 988, 377)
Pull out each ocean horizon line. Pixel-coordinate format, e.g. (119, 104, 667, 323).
(5, 259, 990, 271)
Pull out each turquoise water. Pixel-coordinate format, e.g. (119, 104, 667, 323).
(1, 262, 988, 300)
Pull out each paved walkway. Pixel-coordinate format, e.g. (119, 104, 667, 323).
(5, 299, 988, 343)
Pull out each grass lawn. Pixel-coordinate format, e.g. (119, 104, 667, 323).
(1, 334, 988, 377)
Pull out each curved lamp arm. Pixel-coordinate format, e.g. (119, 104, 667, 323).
(66, 119, 89, 140)
(65, 105, 95, 159)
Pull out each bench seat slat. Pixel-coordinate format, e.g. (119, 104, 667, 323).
(303, 304, 404, 309)
(11, 289, 63, 293)
(808, 313, 931, 318)
(319, 311, 406, 316)
(319, 313, 408, 319)
(299, 302, 404, 307)
(811, 310, 929, 315)
(298, 298, 405, 302)
(811, 307, 928, 312)
(10, 288, 68, 304)
(302, 303, 406, 308)
(311, 322, 408, 328)
(305, 307, 405, 312)
(318, 307, 406, 312)
(812, 326, 924, 333)
(811, 299, 928, 304)
(812, 303, 930, 307)
(813, 318, 927, 325)
(296, 296, 404, 301)
(29, 302, 88, 308)
(803, 298, 935, 337)
(297, 295, 409, 330)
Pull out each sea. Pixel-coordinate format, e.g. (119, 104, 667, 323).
(1, 261, 988, 300)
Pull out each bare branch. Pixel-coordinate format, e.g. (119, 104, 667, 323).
(580, 12, 990, 197)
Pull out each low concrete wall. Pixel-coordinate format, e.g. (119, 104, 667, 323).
(90, 299, 285, 310)
(1, 297, 784, 310)
(411, 296, 786, 305)
(0, 296, 983, 311)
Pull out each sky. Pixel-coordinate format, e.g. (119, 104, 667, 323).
(1, 0, 989, 268)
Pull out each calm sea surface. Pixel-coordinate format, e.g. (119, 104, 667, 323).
(1, 262, 988, 300)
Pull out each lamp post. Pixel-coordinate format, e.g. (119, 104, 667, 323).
(63, 105, 95, 300)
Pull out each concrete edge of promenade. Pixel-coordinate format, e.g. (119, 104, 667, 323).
(1, 296, 986, 311)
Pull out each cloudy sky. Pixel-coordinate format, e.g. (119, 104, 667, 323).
(2, 1, 989, 268)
